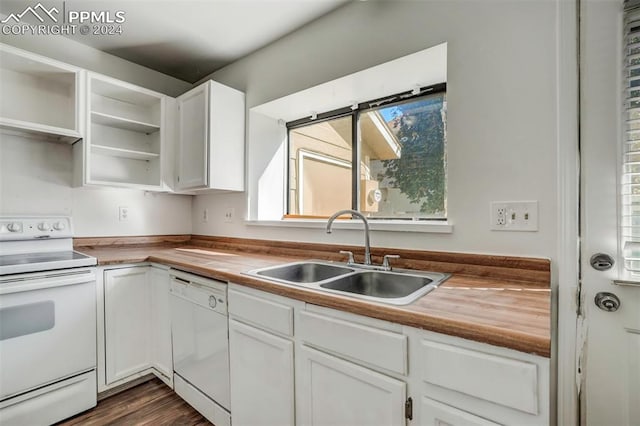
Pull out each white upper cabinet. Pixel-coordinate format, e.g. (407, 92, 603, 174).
(176, 80, 245, 192)
(0, 43, 82, 143)
(0, 44, 246, 193)
(176, 83, 208, 189)
(74, 73, 168, 190)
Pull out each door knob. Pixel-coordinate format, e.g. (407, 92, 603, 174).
(594, 292, 621, 312)
(590, 253, 615, 271)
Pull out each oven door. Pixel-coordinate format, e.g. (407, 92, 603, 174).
(0, 269, 96, 400)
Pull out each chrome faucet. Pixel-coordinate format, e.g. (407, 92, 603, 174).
(326, 209, 372, 265)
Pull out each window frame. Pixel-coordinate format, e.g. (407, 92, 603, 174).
(285, 82, 447, 220)
(622, 6, 640, 273)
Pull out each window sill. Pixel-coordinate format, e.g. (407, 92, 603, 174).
(244, 219, 453, 234)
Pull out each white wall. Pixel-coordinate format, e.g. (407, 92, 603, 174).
(193, 0, 566, 260)
(0, 134, 192, 237)
(0, 21, 191, 96)
(0, 33, 194, 237)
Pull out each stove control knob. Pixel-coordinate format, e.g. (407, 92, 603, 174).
(38, 222, 49, 231)
(7, 222, 21, 232)
(53, 221, 66, 231)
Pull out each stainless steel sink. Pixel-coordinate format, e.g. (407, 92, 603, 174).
(246, 261, 450, 305)
(250, 261, 354, 284)
(320, 269, 448, 304)
(320, 270, 433, 298)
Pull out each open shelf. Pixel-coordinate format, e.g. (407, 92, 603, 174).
(80, 73, 166, 190)
(0, 118, 81, 143)
(92, 144, 160, 160)
(91, 111, 160, 134)
(88, 149, 161, 188)
(0, 44, 79, 142)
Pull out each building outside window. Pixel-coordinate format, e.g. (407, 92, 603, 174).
(287, 84, 447, 220)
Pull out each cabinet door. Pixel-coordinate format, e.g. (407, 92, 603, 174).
(297, 345, 406, 426)
(177, 83, 209, 190)
(229, 319, 294, 426)
(148, 267, 173, 384)
(208, 81, 245, 191)
(104, 267, 151, 384)
(419, 397, 501, 426)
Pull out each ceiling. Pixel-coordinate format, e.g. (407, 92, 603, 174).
(0, 0, 349, 83)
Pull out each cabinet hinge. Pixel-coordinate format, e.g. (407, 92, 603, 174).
(405, 397, 413, 420)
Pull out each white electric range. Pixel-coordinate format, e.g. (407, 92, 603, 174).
(0, 216, 98, 425)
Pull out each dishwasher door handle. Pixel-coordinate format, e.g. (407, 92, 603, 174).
(172, 276, 190, 284)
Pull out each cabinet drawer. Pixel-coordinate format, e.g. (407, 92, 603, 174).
(420, 397, 501, 426)
(298, 310, 407, 375)
(228, 288, 293, 336)
(419, 340, 538, 414)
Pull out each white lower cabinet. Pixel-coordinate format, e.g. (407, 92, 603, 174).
(228, 285, 298, 426)
(227, 284, 550, 426)
(100, 265, 173, 391)
(104, 267, 151, 384)
(229, 319, 295, 426)
(407, 327, 550, 426)
(297, 345, 407, 426)
(148, 265, 173, 384)
(420, 397, 501, 426)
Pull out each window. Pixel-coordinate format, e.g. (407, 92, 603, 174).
(288, 115, 353, 217)
(286, 84, 447, 220)
(623, 6, 640, 271)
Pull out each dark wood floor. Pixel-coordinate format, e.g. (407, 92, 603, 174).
(57, 378, 211, 426)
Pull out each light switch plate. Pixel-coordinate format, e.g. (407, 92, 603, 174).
(224, 208, 234, 223)
(490, 201, 538, 231)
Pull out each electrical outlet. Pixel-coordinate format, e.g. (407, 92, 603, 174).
(118, 206, 129, 222)
(224, 208, 234, 223)
(495, 206, 506, 225)
(203, 209, 209, 223)
(490, 201, 538, 231)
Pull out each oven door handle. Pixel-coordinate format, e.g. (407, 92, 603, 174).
(0, 271, 96, 295)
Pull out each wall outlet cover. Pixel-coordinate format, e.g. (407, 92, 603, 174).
(118, 206, 129, 222)
(490, 201, 538, 232)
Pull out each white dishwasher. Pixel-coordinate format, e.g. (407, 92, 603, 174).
(170, 270, 230, 426)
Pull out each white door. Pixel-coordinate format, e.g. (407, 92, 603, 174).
(297, 345, 406, 426)
(581, 1, 640, 425)
(229, 319, 294, 426)
(104, 267, 151, 384)
(177, 82, 209, 190)
(149, 266, 173, 383)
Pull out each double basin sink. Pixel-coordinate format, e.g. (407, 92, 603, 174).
(246, 261, 450, 305)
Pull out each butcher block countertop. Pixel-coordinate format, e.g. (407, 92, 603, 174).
(75, 235, 551, 357)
